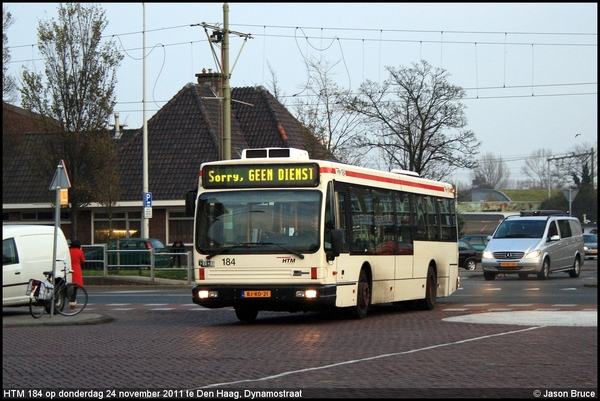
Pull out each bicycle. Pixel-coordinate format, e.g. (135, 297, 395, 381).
(27, 260, 88, 318)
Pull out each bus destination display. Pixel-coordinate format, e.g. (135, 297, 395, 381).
(202, 163, 320, 188)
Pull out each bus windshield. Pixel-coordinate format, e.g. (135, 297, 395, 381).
(196, 190, 322, 256)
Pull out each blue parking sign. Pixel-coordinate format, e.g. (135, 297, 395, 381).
(144, 192, 152, 207)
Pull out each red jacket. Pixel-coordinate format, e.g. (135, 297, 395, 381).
(69, 247, 85, 286)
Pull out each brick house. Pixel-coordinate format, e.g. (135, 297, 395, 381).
(2, 73, 335, 249)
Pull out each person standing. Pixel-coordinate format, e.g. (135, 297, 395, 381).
(170, 240, 186, 267)
(68, 240, 85, 308)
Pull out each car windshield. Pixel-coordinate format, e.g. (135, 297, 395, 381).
(493, 220, 547, 239)
(583, 234, 597, 242)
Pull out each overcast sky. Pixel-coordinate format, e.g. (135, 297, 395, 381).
(4, 3, 597, 186)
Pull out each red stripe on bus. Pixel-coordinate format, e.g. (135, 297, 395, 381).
(319, 167, 446, 192)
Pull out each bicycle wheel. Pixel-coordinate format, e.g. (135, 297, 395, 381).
(29, 298, 47, 319)
(50, 286, 66, 314)
(57, 284, 88, 316)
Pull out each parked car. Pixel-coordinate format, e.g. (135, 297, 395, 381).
(583, 233, 597, 259)
(458, 239, 478, 271)
(481, 212, 584, 280)
(3, 225, 71, 307)
(461, 235, 489, 254)
(84, 238, 170, 269)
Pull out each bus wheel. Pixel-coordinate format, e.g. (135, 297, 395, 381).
(418, 266, 436, 310)
(346, 269, 370, 319)
(234, 305, 258, 322)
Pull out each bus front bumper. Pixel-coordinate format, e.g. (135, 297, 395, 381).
(192, 284, 337, 312)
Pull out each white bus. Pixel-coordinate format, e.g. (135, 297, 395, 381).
(187, 148, 460, 321)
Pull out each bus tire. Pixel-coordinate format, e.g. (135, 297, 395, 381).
(418, 266, 436, 310)
(345, 269, 370, 319)
(234, 305, 258, 322)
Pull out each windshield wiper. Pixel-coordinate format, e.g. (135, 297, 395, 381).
(256, 242, 305, 259)
(206, 244, 249, 260)
(205, 242, 304, 260)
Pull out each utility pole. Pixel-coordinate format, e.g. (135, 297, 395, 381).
(222, 3, 231, 160)
(142, 3, 150, 237)
(194, 3, 252, 160)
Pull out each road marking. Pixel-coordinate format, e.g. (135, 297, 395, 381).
(194, 326, 541, 389)
(444, 311, 597, 327)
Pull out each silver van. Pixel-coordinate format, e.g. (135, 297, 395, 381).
(481, 212, 584, 280)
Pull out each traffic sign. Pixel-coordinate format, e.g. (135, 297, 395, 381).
(49, 159, 71, 190)
(144, 192, 152, 207)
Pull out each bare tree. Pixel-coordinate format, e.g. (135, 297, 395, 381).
(521, 148, 554, 189)
(344, 60, 480, 181)
(265, 61, 286, 105)
(563, 142, 597, 188)
(470, 152, 510, 189)
(3, 5, 17, 104)
(520, 143, 597, 196)
(19, 3, 123, 240)
(293, 56, 364, 165)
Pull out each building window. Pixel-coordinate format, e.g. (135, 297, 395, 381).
(168, 211, 193, 245)
(93, 212, 141, 244)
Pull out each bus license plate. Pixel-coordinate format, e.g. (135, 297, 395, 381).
(243, 290, 271, 298)
(500, 262, 517, 267)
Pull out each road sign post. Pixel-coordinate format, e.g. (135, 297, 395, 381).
(48, 159, 71, 318)
(562, 188, 579, 216)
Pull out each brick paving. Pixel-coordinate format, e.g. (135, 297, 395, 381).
(3, 268, 597, 398)
(3, 302, 597, 397)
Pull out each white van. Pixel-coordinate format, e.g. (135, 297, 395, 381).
(2, 225, 72, 307)
(481, 212, 584, 280)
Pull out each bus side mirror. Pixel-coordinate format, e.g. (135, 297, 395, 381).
(185, 188, 197, 217)
(327, 229, 343, 261)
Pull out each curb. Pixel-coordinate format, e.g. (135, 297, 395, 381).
(3, 311, 115, 328)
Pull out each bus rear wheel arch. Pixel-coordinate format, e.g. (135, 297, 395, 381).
(345, 268, 371, 319)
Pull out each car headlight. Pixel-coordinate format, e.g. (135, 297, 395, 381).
(583, 245, 589, 252)
(525, 250, 541, 259)
(482, 250, 494, 259)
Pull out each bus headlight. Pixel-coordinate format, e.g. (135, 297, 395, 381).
(295, 290, 318, 298)
(197, 290, 218, 299)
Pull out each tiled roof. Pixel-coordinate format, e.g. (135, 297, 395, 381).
(3, 84, 335, 205)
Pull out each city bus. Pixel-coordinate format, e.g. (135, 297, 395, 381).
(187, 148, 460, 321)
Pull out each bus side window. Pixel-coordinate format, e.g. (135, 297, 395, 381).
(336, 190, 351, 253)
